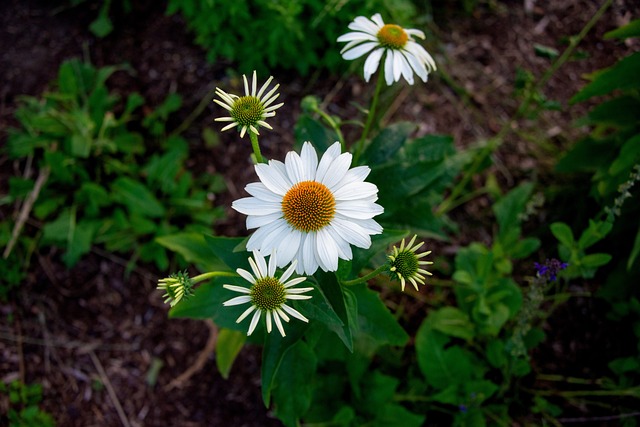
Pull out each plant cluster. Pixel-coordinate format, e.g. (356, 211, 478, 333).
(1, 58, 225, 294)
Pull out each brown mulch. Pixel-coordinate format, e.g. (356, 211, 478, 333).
(1, 0, 639, 425)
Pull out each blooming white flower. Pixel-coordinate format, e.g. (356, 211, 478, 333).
(337, 13, 436, 86)
(232, 141, 384, 275)
(213, 71, 284, 138)
(223, 250, 313, 337)
(388, 235, 433, 292)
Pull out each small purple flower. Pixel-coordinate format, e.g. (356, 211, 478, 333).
(458, 404, 468, 413)
(535, 259, 568, 281)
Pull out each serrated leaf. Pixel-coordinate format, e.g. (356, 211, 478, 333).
(605, 19, 640, 40)
(571, 52, 640, 103)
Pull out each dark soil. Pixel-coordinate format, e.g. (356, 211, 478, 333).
(1, 0, 639, 426)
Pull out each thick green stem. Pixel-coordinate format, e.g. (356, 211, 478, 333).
(192, 271, 238, 284)
(354, 70, 385, 163)
(249, 131, 264, 164)
(436, 0, 613, 216)
(341, 264, 388, 286)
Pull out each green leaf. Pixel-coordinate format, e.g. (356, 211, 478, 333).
(428, 307, 475, 340)
(361, 122, 416, 166)
(272, 340, 317, 426)
(293, 114, 338, 152)
(314, 271, 353, 351)
(486, 339, 506, 368)
(581, 253, 612, 268)
(156, 233, 226, 272)
(511, 237, 541, 259)
(347, 229, 408, 280)
(578, 220, 613, 249)
(415, 325, 478, 389)
(550, 222, 575, 247)
(627, 226, 640, 270)
(351, 283, 408, 346)
(261, 322, 309, 406)
(534, 43, 559, 59)
(403, 134, 456, 162)
(216, 328, 246, 379)
(373, 403, 425, 427)
(203, 235, 248, 271)
(605, 19, 640, 40)
(493, 182, 533, 240)
(571, 52, 640, 103)
(110, 177, 165, 218)
(62, 219, 100, 267)
(586, 95, 640, 128)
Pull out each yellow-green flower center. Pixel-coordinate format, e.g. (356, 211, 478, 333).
(231, 96, 264, 126)
(250, 276, 286, 312)
(377, 24, 408, 49)
(282, 181, 336, 232)
(390, 250, 418, 280)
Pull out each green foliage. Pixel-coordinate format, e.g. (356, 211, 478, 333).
(2, 58, 224, 277)
(0, 381, 55, 427)
(165, 0, 417, 75)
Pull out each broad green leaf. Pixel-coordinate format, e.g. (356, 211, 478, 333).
(415, 325, 477, 389)
(216, 328, 246, 379)
(586, 95, 640, 128)
(261, 321, 309, 406)
(314, 271, 353, 351)
(156, 233, 226, 272)
(571, 52, 640, 103)
(293, 114, 338, 152)
(429, 307, 475, 340)
(374, 404, 425, 427)
(272, 340, 317, 426)
(351, 283, 408, 346)
(578, 220, 613, 249)
(75, 182, 110, 217)
(89, 6, 114, 38)
(403, 134, 455, 162)
(63, 219, 100, 267)
(361, 122, 416, 166)
(203, 235, 248, 271)
(605, 19, 640, 40)
(550, 222, 575, 247)
(70, 134, 92, 158)
(357, 371, 398, 415)
(609, 134, 640, 176)
(493, 182, 533, 240)
(301, 283, 350, 349)
(486, 339, 506, 368)
(110, 177, 165, 218)
(581, 253, 612, 268)
(511, 237, 541, 259)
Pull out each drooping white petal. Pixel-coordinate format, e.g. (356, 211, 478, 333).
(301, 233, 319, 275)
(397, 51, 414, 84)
(363, 48, 384, 82)
(273, 311, 286, 336)
(246, 218, 288, 251)
(342, 42, 378, 60)
(265, 311, 272, 333)
(405, 28, 426, 39)
(331, 218, 372, 249)
(276, 229, 302, 267)
(384, 51, 395, 85)
(281, 304, 309, 323)
(316, 228, 339, 272)
(223, 295, 252, 306)
(247, 310, 262, 335)
(236, 305, 257, 323)
(392, 50, 403, 82)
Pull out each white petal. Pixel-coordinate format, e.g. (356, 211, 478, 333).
(406, 28, 425, 39)
(236, 268, 256, 284)
(280, 260, 299, 283)
(349, 17, 380, 35)
(330, 219, 371, 249)
(322, 152, 353, 190)
(336, 200, 384, 219)
(397, 52, 414, 84)
(242, 74, 250, 96)
(315, 142, 342, 184)
(246, 219, 287, 252)
(384, 51, 395, 85)
(245, 182, 282, 203)
(283, 277, 307, 288)
(223, 284, 251, 294)
(276, 230, 302, 267)
(236, 305, 257, 323)
(273, 312, 286, 336)
(258, 221, 292, 255)
(348, 217, 384, 235)
(316, 229, 339, 272)
(403, 49, 428, 82)
(256, 76, 274, 98)
(286, 294, 313, 300)
(336, 166, 371, 188)
(342, 42, 379, 60)
(285, 151, 305, 184)
(268, 250, 277, 277)
(246, 212, 282, 230)
(232, 197, 282, 216)
(255, 163, 291, 196)
(370, 13, 385, 27)
(223, 295, 252, 306)
(265, 311, 272, 333)
(251, 70, 257, 96)
(332, 181, 378, 201)
(363, 48, 384, 82)
(281, 304, 309, 323)
(286, 287, 314, 294)
(301, 233, 319, 275)
(248, 254, 263, 279)
(300, 142, 318, 181)
(337, 32, 377, 42)
(275, 307, 290, 322)
(325, 224, 353, 260)
(253, 250, 268, 276)
(247, 310, 262, 335)
(392, 50, 403, 82)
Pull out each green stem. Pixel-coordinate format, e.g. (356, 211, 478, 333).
(170, 86, 217, 137)
(341, 264, 388, 286)
(192, 271, 238, 284)
(524, 386, 640, 398)
(435, 0, 612, 216)
(315, 108, 346, 151)
(354, 70, 385, 163)
(249, 131, 264, 164)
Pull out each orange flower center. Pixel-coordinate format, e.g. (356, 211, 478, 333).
(282, 181, 336, 232)
(377, 24, 408, 49)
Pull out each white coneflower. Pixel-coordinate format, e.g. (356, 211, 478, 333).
(232, 141, 384, 275)
(213, 71, 284, 138)
(337, 13, 436, 85)
(223, 250, 312, 337)
(388, 235, 433, 291)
